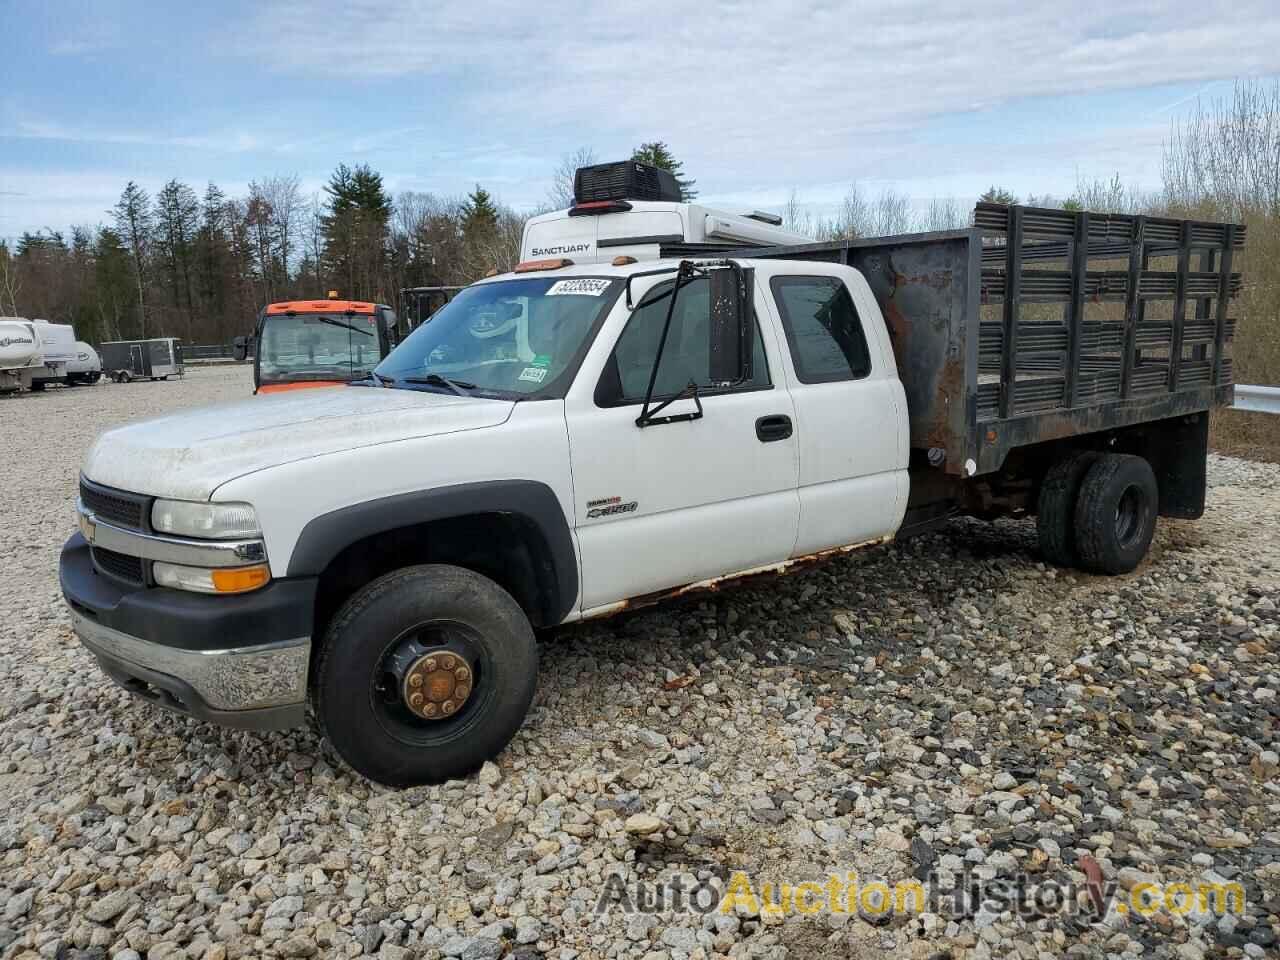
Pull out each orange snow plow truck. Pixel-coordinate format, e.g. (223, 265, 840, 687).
(233, 299, 398, 394)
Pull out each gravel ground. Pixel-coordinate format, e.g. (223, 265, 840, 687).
(1, 366, 1278, 960)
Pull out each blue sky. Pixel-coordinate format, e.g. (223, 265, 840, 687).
(3, 0, 1280, 241)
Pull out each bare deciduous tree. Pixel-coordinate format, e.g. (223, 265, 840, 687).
(0, 242, 20, 315)
(547, 147, 596, 209)
(781, 188, 815, 238)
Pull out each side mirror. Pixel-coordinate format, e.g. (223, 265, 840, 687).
(380, 308, 398, 330)
(232, 336, 249, 362)
(707, 265, 754, 385)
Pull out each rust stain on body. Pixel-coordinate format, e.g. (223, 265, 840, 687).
(582, 536, 893, 621)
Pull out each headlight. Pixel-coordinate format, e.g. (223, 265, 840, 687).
(153, 561, 271, 594)
(152, 499, 260, 539)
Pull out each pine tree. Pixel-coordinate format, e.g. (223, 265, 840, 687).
(154, 179, 200, 337)
(461, 185, 499, 239)
(113, 181, 152, 337)
(631, 142, 697, 200)
(979, 186, 1018, 206)
(322, 163, 391, 299)
(94, 227, 134, 340)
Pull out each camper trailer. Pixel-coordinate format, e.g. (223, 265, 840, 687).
(100, 338, 184, 383)
(0, 317, 43, 393)
(66, 342, 102, 385)
(29, 319, 78, 390)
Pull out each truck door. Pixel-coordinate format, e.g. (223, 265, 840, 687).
(758, 265, 908, 555)
(130, 344, 147, 376)
(565, 274, 800, 614)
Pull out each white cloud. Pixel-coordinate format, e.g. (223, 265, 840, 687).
(6, 120, 264, 153)
(227, 0, 1280, 205)
(5, 2, 1280, 235)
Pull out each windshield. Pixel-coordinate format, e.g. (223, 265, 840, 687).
(375, 276, 621, 396)
(259, 312, 383, 384)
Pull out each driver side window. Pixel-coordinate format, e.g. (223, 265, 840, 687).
(595, 277, 770, 407)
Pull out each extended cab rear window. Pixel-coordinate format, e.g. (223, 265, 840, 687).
(771, 276, 871, 383)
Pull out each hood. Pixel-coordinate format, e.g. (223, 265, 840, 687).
(84, 386, 514, 500)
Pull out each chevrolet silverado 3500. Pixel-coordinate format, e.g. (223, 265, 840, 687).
(61, 161, 1245, 786)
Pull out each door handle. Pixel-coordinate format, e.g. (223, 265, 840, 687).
(755, 414, 793, 442)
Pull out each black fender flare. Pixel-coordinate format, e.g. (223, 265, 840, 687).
(285, 480, 578, 625)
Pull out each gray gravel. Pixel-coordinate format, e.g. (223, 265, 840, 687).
(1, 366, 1278, 960)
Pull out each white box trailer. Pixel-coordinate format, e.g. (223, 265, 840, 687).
(0, 317, 43, 393)
(100, 338, 184, 382)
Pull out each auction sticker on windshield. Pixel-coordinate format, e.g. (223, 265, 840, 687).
(546, 279, 611, 296)
(518, 366, 549, 383)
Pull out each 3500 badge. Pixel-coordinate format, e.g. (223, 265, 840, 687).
(586, 496, 638, 519)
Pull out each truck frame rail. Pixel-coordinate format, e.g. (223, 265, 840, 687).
(699, 204, 1246, 477)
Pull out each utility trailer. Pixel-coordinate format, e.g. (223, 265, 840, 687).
(100, 338, 185, 383)
(689, 203, 1245, 533)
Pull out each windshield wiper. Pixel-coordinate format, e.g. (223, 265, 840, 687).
(311, 315, 373, 337)
(399, 373, 475, 396)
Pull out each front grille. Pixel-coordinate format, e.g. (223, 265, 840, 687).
(80, 479, 149, 531)
(92, 547, 146, 586)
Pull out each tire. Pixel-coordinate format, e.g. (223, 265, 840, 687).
(1074, 454, 1158, 575)
(313, 564, 538, 787)
(30, 381, 46, 392)
(119, 371, 131, 383)
(1036, 451, 1101, 567)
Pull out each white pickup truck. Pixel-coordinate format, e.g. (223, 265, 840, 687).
(61, 161, 1245, 786)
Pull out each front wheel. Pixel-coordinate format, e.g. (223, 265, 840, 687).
(313, 564, 538, 787)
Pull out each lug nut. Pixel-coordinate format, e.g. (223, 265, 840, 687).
(409, 692, 423, 707)
(455, 666, 470, 681)
(456, 684, 470, 701)
(424, 657, 437, 672)
(424, 702, 438, 717)
(439, 653, 455, 670)
(442, 700, 456, 715)
(409, 674, 423, 688)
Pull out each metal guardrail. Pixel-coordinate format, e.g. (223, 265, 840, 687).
(1234, 384, 1280, 414)
(184, 344, 237, 361)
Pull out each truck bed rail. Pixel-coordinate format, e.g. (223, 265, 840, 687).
(712, 204, 1245, 477)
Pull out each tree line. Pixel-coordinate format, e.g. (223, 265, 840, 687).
(2, 94, 1278, 391)
(0, 142, 692, 345)
(0, 167, 529, 346)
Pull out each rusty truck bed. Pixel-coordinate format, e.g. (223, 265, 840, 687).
(675, 204, 1246, 478)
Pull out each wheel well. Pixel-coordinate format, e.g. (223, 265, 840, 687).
(311, 512, 560, 643)
(1015, 411, 1209, 519)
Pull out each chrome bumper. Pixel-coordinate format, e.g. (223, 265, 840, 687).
(71, 607, 309, 726)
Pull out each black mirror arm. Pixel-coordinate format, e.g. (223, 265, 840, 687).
(625, 264, 683, 309)
(636, 381, 703, 427)
(636, 260, 705, 428)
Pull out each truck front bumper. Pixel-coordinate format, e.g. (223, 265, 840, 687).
(60, 533, 317, 731)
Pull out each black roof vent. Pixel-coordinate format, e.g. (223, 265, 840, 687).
(574, 161, 682, 205)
